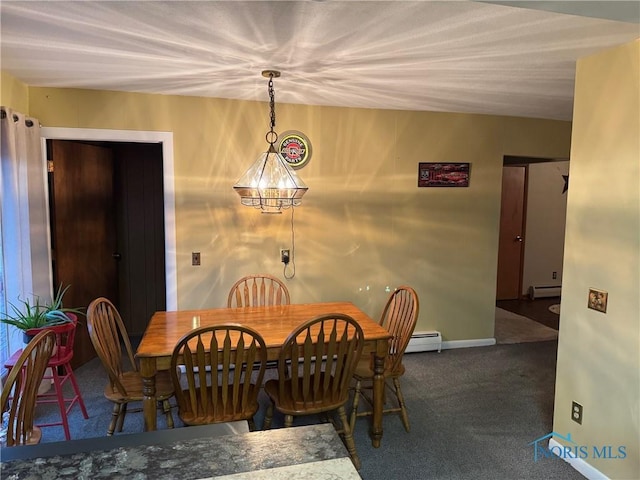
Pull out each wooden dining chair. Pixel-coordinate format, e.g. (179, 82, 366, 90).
(86, 297, 175, 435)
(263, 313, 364, 469)
(3, 313, 89, 440)
(1, 330, 56, 446)
(170, 324, 267, 430)
(349, 285, 419, 433)
(227, 274, 290, 308)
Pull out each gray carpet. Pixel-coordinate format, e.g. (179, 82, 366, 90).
(32, 341, 584, 480)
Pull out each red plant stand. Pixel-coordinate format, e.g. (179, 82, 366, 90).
(4, 314, 89, 440)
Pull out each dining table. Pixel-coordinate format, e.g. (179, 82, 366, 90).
(136, 301, 391, 447)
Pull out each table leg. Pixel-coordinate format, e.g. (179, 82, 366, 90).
(139, 358, 158, 431)
(370, 342, 387, 448)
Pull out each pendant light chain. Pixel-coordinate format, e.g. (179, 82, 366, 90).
(268, 73, 277, 146)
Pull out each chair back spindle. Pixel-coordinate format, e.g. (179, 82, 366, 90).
(170, 324, 267, 428)
(278, 315, 363, 410)
(227, 274, 290, 308)
(1, 330, 56, 446)
(87, 298, 137, 396)
(381, 286, 420, 374)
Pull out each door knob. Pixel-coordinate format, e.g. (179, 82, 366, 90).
(112, 252, 122, 260)
(515, 235, 523, 242)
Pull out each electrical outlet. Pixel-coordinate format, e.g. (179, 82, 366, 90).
(571, 401, 583, 424)
(280, 249, 290, 265)
(192, 252, 201, 266)
(552, 271, 557, 280)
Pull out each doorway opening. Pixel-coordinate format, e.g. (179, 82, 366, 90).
(41, 128, 177, 367)
(495, 155, 569, 330)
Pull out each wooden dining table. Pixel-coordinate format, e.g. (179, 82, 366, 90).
(136, 301, 391, 447)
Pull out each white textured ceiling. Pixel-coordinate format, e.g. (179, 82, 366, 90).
(1, 1, 638, 121)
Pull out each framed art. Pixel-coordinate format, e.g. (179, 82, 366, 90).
(418, 162, 470, 187)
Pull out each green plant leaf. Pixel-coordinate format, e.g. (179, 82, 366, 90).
(0, 284, 83, 330)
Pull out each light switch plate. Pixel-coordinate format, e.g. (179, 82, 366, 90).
(588, 288, 607, 313)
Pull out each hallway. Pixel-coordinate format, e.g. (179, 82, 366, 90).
(496, 297, 561, 330)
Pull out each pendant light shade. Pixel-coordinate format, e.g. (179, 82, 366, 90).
(233, 146, 308, 214)
(233, 70, 308, 213)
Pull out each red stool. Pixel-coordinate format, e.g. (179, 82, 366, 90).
(4, 314, 89, 440)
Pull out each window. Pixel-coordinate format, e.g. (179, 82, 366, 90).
(0, 217, 8, 371)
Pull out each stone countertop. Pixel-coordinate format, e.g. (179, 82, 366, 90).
(0, 424, 360, 479)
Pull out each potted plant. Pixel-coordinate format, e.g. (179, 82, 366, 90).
(0, 284, 84, 343)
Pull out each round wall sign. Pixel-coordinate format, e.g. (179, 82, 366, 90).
(278, 130, 312, 169)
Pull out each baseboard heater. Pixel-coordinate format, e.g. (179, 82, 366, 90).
(529, 285, 562, 299)
(405, 331, 442, 353)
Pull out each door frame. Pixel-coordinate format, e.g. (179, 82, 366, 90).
(40, 127, 178, 310)
(497, 155, 570, 302)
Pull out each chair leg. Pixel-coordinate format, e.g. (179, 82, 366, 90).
(393, 377, 410, 432)
(50, 367, 71, 441)
(263, 404, 273, 429)
(108, 403, 121, 436)
(162, 400, 174, 429)
(116, 403, 128, 433)
(247, 418, 256, 431)
(284, 414, 294, 428)
(65, 363, 89, 418)
(349, 379, 362, 432)
(337, 406, 361, 470)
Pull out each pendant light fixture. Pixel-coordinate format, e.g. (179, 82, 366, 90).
(233, 70, 308, 214)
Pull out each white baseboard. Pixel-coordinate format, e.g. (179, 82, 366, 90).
(405, 337, 496, 353)
(407, 331, 442, 353)
(441, 338, 496, 350)
(548, 438, 610, 480)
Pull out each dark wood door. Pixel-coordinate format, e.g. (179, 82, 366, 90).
(496, 165, 526, 300)
(49, 140, 118, 368)
(113, 143, 166, 335)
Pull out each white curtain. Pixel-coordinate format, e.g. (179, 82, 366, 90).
(0, 107, 50, 370)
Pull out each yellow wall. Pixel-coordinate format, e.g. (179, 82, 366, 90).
(553, 39, 640, 478)
(0, 71, 29, 112)
(22, 84, 571, 341)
